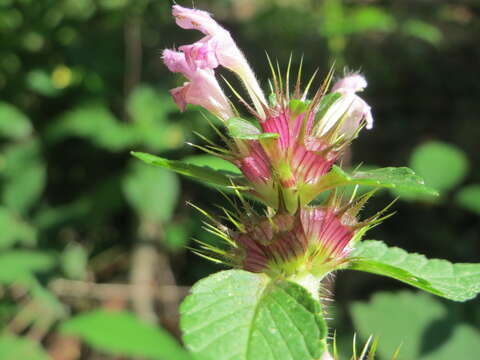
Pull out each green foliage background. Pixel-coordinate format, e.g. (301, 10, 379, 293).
(0, 0, 479, 359)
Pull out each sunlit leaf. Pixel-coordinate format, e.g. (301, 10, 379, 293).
(181, 270, 327, 360)
(348, 240, 480, 301)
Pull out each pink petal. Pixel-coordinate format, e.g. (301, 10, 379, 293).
(179, 38, 219, 70)
(169, 84, 189, 112)
(332, 73, 368, 93)
(172, 5, 221, 35)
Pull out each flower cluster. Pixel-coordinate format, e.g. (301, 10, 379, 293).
(163, 5, 380, 278)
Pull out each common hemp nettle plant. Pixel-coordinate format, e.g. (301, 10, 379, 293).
(132, 5, 480, 360)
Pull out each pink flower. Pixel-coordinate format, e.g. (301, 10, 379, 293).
(170, 5, 267, 118)
(233, 204, 359, 275)
(162, 49, 234, 120)
(319, 74, 373, 137)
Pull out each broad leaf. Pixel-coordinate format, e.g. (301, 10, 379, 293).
(61, 310, 191, 360)
(347, 240, 480, 301)
(131, 152, 245, 188)
(180, 270, 327, 360)
(351, 291, 480, 359)
(301, 165, 438, 205)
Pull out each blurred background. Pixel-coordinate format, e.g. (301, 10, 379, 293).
(0, 0, 479, 359)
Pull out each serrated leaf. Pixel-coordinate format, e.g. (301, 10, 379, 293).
(351, 291, 480, 359)
(131, 152, 244, 188)
(61, 310, 191, 360)
(227, 117, 278, 140)
(180, 270, 327, 360)
(0, 102, 33, 140)
(0, 334, 50, 360)
(347, 240, 480, 301)
(123, 161, 180, 223)
(301, 165, 438, 205)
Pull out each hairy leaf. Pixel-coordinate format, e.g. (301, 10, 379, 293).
(348, 240, 480, 301)
(180, 270, 327, 360)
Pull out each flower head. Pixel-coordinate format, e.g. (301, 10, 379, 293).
(193, 191, 385, 278)
(163, 5, 375, 212)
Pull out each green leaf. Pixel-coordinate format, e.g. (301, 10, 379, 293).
(61, 310, 191, 360)
(348, 240, 480, 301)
(0, 102, 33, 140)
(409, 141, 468, 192)
(0, 250, 55, 286)
(351, 291, 480, 359)
(183, 155, 241, 174)
(123, 161, 180, 223)
(301, 165, 438, 205)
(0, 334, 50, 360)
(0, 140, 46, 214)
(0, 207, 37, 249)
(227, 117, 278, 140)
(180, 270, 327, 360)
(455, 184, 480, 215)
(131, 152, 244, 188)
